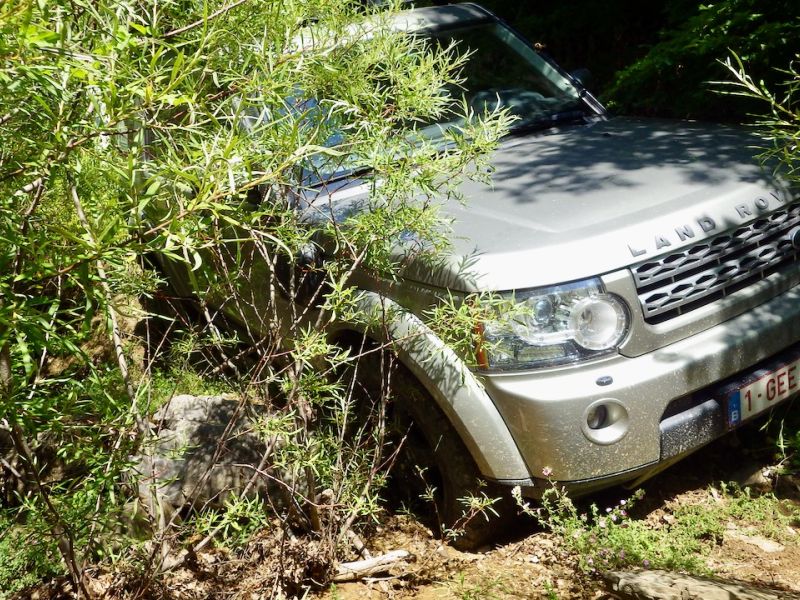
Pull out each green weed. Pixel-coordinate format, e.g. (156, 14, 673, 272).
(446, 571, 506, 600)
(0, 514, 62, 599)
(543, 580, 559, 600)
(515, 480, 800, 575)
(193, 494, 272, 550)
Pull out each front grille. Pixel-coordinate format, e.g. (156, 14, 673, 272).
(632, 203, 800, 323)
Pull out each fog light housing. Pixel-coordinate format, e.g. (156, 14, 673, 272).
(581, 399, 629, 445)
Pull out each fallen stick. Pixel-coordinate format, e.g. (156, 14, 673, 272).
(345, 528, 372, 560)
(333, 550, 411, 583)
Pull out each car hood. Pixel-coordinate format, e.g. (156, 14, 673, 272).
(309, 117, 793, 292)
(411, 117, 795, 292)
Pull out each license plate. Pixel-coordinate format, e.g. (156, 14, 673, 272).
(727, 358, 800, 427)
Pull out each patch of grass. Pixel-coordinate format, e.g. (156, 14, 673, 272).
(445, 571, 506, 600)
(515, 481, 800, 575)
(717, 483, 800, 539)
(146, 365, 236, 412)
(0, 515, 62, 600)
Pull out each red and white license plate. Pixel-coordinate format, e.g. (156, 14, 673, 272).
(728, 358, 800, 427)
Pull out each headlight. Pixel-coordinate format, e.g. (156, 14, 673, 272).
(478, 278, 629, 371)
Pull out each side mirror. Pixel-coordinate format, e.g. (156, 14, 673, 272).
(570, 68, 593, 91)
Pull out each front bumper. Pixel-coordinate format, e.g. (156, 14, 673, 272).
(482, 281, 800, 491)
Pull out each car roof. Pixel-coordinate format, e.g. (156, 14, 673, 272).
(292, 4, 495, 55)
(389, 3, 494, 32)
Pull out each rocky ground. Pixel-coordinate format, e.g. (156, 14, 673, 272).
(323, 411, 800, 600)
(15, 404, 800, 600)
(320, 447, 800, 600)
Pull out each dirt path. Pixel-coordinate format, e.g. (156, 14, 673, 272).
(323, 420, 800, 600)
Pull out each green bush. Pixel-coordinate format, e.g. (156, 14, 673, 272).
(0, 514, 61, 599)
(0, 0, 508, 595)
(606, 0, 800, 119)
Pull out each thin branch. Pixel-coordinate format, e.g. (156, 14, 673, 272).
(1, 419, 90, 598)
(69, 183, 148, 434)
(0, 110, 18, 126)
(13, 177, 43, 196)
(11, 180, 47, 278)
(164, 0, 250, 38)
(0, 456, 22, 480)
(333, 550, 410, 583)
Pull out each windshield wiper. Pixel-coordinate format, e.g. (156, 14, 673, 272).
(306, 109, 586, 185)
(304, 164, 373, 189)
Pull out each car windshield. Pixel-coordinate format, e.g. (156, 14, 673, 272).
(416, 21, 584, 140)
(303, 19, 584, 184)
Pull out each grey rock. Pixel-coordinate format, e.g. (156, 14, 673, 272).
(724, 529, 786, 553)
(730, 461, 772, 490)
(603, 569, 799, 600)
(132, 394, 289, 516)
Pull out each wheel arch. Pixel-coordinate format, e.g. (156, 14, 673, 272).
(328, 290, 533, 482)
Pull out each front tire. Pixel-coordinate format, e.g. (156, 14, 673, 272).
(368, 350, 517, 550)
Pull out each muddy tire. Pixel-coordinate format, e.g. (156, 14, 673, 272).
(344, 342, 517, 550)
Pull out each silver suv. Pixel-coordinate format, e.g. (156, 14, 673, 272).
(153, 4, 799, 546)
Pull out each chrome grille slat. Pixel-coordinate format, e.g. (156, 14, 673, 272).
(632, 203, 800, 323)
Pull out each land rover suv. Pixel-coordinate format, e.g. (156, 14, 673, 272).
(151, 3, 799, 546)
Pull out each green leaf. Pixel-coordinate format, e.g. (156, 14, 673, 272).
(129, 22, 149, 36)
(145, 179, 162, 196)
